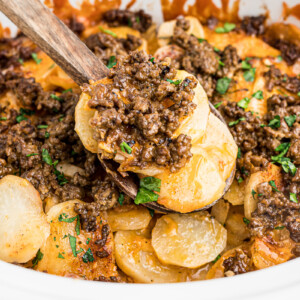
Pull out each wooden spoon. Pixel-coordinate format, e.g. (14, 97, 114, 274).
(0, 0, 235, 213)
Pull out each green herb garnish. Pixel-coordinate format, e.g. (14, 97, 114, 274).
(69, 235, 77, 257)
(228, 117, 246, 127)
(140, 176, 161, 192)
(42, 149, 53, 165)
(82, 248, 94, 263)
(150, 57, 155, 63)
(268, 115, 281, 129)
(99, 26, 117, 37)
(118, 193, 124, 205)
(107, 56, 117, 69)
(243, 68, 256, 82)
(284, 115, 296, 127)
(147, 208, 154, 217)
(167, 79, 182, 85)
(243, 217, 250, 225)
(135, 187, 159, 204)
(63, 88, 72, 93)
(290, 193, 298, 203)
(31, 53, 42, 64)
(237, 147, 241, 159)
(32, 249, 43, 267)
(268, 180, 280, 192)
(277, 55, 282, 62)
(237, 177, 244, 183)
(275, 226, 285, 230)
(216, 77, 231, 94)
(26, 153, 39, 157)
(45, 132, 50, 139)
(237, 97, 251, 109)
(212, 254, 221, 263)
(271, 142, 290, 160)
(251, 189, 256, 199)
(37, 125, 48, 129)
(120, 142, 132, 154)
(198, 38, 207, 43)
(0, 117, 7, 121)
(252, 90, 263, 99)
(86, 238, 91, 245)
(214, 101, 223, 109)
(58, 253, 65, 259)
(18, 58, 24, 65)
(215, 22, 236, 33)
(50, 94, 62, 101)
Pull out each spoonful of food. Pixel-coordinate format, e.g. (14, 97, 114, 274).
(0, 0, 237, 214)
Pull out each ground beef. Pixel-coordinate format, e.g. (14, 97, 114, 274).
(85, 32, 142, 65)
(102, 9, 152, 33)
(240, 15, 266, 36)
(264, 66, 300, 94)
(166, 16, 241, 98)
(223, 249, 252, 275)
(65, 15, 85, 36)
(85, 50, 197, 172)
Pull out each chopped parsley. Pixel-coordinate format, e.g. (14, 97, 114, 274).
(140, 176, 161, 192)
(82, 248, 94, 263)
(243, 217, 250, 225)
(214, 47, 220, 52)
(216, 77, 231, 94)
(218, 59, 225, 67)
(16, 108, 34, 123)
(237, 177, 244, 183)
(31, 53, 42, 64)
(50, 94, 62, 101)
(284, 115, 296, 127)
(136, 16, 140, 24)
(135, 176, 161, 204)
(99, 26, 117, 37)
(45, 132, 50, 139)
(18, 58, 24, 65)
(166, 79, 182, 85)
(212, 254, 221, 264)
(32, 249, 43, 267)
(271, 142, 290, 160)
(237, 97, 251, 109)
(268, 115, 281, 129)
(277, 55, 283, 62)
(147, 208, 154, 217)
(107, 56, 117, 69)
(274, 226, 285, 230)
(26, 153, 39, 157)
(86, 238, 91, 245)
(63, 88, 72, 93)
(228, 117, 245, 127)
(0, 117, 7, 121)
(252, 90, 263, 99)
(42, 149, 53, 165)
(120, 141, 132, 154)
(58, 214, 80, 235)
(214, 101, 223, 109)
(118, 193, 124, 205)
(243, 68, 256, 82)
(37, 124, 48, 129)
(251, 189, 256, 199)
(198, 38, 207, 43)
(237, 147, 241, 159)
(150, 57, 155, 63)
(58, 253, 65, 259)
(275, 157, 297, 176)
(215, 22, 236, 33)
(135, 187, 159, 204)
(268, 180, 280, 192)
(241, 60, 252, 69)
(69, 235, 77, 257)
(290, 193, 298, 203)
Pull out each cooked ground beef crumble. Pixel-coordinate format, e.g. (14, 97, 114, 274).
(85, 50, 197, 173)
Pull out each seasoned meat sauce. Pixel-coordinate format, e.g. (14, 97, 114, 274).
(0, 7, 300, 281)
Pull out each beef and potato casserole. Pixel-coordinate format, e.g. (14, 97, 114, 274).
(0, 0, 299, 283)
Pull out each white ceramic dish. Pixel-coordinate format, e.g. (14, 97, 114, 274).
(0, 0, 299, 299)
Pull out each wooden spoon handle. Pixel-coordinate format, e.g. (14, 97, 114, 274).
(0, 0, 109, 85)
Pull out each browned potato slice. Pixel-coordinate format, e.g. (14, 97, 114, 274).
(107, 204, 152, 232)
(115, 230, 189, 283)
(151, 212, 227, 268)
(0, 175, 50, 263)
(36, 200, 118, 280)
(158, 16, 205, 47)
(244, 164, 283, 219)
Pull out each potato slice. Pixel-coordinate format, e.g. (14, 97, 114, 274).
(151, 212, 227, 268)
(156, 113, 237, 213)
(154, 45, 184, 62)
(37, 200, 118, 280)
(211, 199, 230, 225)
(223, 179, 246, 206)
(244, 164, 283, 219)
(0, 175, 50, 263)
(158, 16, 205, 47)
(107, 204, 152, 232)
(115, 230, 189, 283)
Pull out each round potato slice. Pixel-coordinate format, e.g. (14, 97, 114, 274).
(152, 212, 227, 268)
(37, 200, 118, 280)
(107, 204, 152, 232)
(156, 113, 237, 213)
(158, 16, 205, 47)
(0, 175, 50, 263)
(115, 230, 189, 283)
